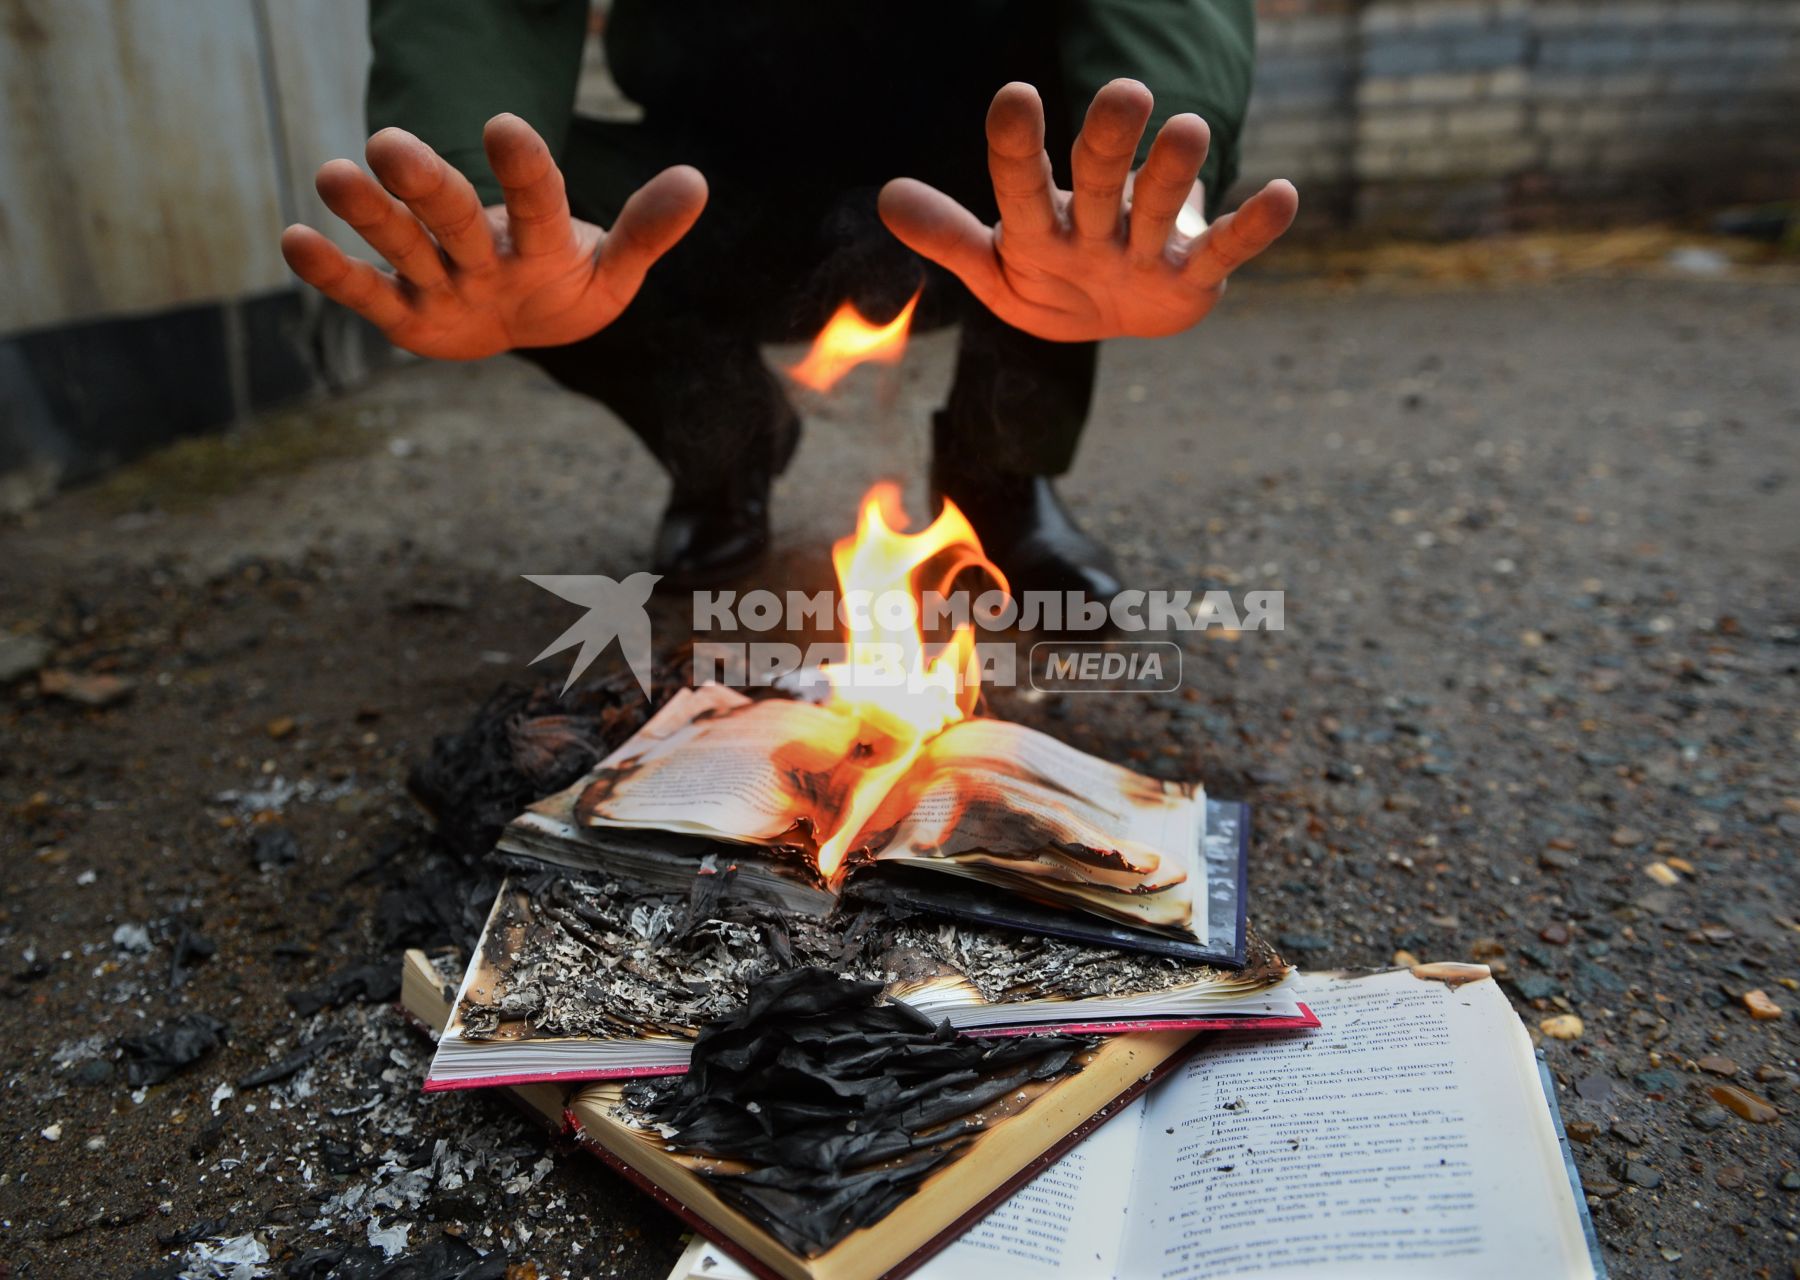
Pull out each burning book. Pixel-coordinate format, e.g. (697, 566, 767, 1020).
(559, 682, 1219, 939)
(422, 875, 1310, 1088)
(496, 682, 1248, 961)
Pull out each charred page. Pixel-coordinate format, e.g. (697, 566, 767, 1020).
(567, 684, 1209, 943)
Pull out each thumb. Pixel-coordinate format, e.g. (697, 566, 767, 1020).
(593, 165, 709, 302)
(878, 179, 1004, 305)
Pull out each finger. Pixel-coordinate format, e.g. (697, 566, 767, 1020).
(483, 113, 572, 259)
(1181, 179, 1299, 288)
(986, 82, 1058, 238)
(280, 225, 410, 331)
(592, 165, 709, 302)
(1071, 79, 1152, 240)
(878, 177, 1005, 307)
(313, 159, 448, 288)
(365, 127, 497, 270)
(1127, 113, 1209, 260)
(1174, 185, 1209, 242)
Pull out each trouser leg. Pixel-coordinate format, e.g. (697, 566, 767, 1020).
(936, 307, 1096, 478)
(522, 316, 792, 495)
(517, 118, 799, 494)
(921, 39, 1096, 483)
(911, 57, 1120, 605)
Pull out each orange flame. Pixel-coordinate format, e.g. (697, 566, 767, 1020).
(813, 483, 1004, 882)
(786, 290, 921, 393)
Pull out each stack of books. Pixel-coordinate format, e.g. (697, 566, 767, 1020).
(402, 955, 1603, 1280)
(404, 687, 1603, 1278)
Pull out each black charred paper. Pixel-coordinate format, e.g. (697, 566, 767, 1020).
(624, 966, 1092, 1257)
(287, 961, 402, 1017)
(119, 1013, 229, 1087)
(408, 654, 692, 863)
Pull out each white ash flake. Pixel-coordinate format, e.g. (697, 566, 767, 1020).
(177, 1233, 269, 1280)
(51, 1034, 110, 1070)
(367, 1218, 410, 1258)
(112, 922, 153, 954)
(211, 775, 358, 817)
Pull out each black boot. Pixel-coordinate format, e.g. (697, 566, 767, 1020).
(653, 468, 771, 588)
(653, 408, 800, 589)
(930, 429, 1122, 615)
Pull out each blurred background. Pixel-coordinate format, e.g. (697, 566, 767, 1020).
(1, 0, 1796, 511)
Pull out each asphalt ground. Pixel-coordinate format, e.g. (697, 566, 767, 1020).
(3, 267, 1797, 1277)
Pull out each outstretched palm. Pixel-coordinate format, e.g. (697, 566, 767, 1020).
(280, 114, 706, 360)
(879, 80, 1298, 343)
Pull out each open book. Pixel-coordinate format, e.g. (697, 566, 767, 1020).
(424, 879, 1310, 1089)
(498, 684, 1236, 958)
(669, 969, 1605, 1280)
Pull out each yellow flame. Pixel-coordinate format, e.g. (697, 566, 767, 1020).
(813, 483, 1003, 881)
(786, 291, 920, 393)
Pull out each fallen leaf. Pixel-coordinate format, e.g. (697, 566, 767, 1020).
(39, 670, 135, 708)
(1743, 989, 1783, 1021)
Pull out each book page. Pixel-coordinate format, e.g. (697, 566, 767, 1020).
(677, 1097, 1145, 1280)
(863, 718, 1203, 933)
(1119, 970, 1594, 1280)
(919, 1095, 1141, 1278)
(892, 717, 1199, 861)
(577, 685, 877, 847)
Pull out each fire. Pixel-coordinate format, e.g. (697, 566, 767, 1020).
(782, 288, 999, 883)
(812, 483, 1005, 882)
(786, 290, 920, 393)
(826, 485, 993, 736)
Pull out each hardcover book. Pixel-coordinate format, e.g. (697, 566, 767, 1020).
(423, 878, 1310, 1089)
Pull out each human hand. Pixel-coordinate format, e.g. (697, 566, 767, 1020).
(879, 80, 1297, 343)
(280, 114, 706, 360)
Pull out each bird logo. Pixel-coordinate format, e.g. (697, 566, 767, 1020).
(523, 573, 661, 697)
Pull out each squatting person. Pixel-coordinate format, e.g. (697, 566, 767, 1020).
(280, 1, 1297, 594)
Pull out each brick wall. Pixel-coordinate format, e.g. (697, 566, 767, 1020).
(1239, 0, 1800, 234)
